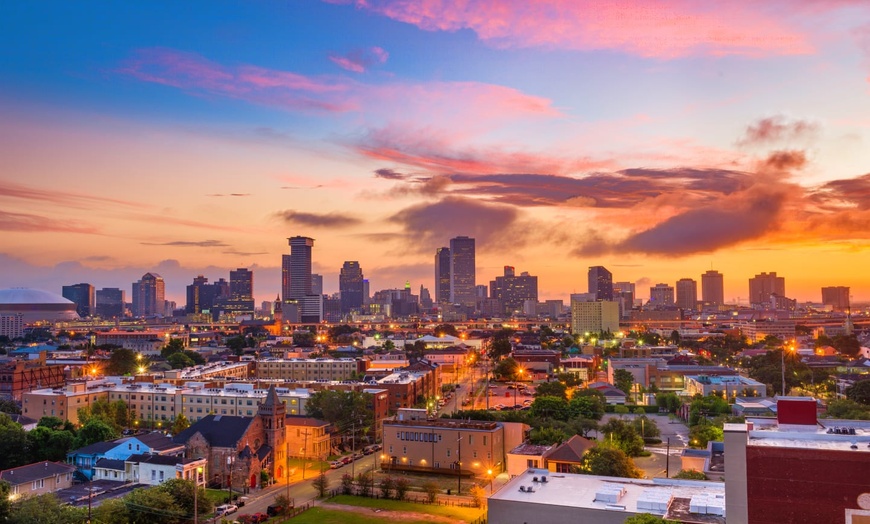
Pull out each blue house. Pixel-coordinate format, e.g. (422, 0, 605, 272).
(66, 432, 184, 480)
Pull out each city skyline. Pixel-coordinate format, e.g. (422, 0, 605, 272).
(3, 2, 870, 303)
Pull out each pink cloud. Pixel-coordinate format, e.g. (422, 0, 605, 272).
(329, 46, 389, 73)
(333, 0, 818, 58)
(118, 48, 558, 122)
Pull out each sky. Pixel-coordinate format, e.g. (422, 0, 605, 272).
(3, 0, 870, 306)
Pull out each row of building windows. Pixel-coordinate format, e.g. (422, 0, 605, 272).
(396, 431, 443, 442)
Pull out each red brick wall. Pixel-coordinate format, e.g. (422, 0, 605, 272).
(746, 445, 870, 523)
(776, 399, 817, 425)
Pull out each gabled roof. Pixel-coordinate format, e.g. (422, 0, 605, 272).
(172, 415, 255, 448)
(546, 435, 593, 464)
(127, 453, 184, 466)
(68, 440, 117, 456)
(0, 461, 76, 485)
(285, 416, 330, 428)
(134, 432, 184, 452)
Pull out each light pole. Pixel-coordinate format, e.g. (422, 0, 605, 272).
(456, 433, 463, 495)
(487, 469, 493, 493)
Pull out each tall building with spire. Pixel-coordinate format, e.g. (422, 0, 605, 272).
(449, 236, 476, 307)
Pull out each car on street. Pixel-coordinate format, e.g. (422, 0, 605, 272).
(329, 460, 343, 469)
(215, 504, 238, 517)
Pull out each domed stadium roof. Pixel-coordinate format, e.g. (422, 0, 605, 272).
(0, 288, 75, 305)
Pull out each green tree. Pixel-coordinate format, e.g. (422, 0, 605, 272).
(624, 514, 679, 524)
(0, 481, 11, 522)
(226, 336, 247, 356)
(37, 416, 73, 432)
(78, 398, 131, 432)
(832, 334, 861, 357)
(167, 352, 195, 369)
(27, 426, 75, 462)
(469, 484, 487, 508)
(305, 390, 373, 443)
(689, 423, 723, 448)
(489, 338, 513, 361)
(0, 414, 29, 470)
(434, 324, 459, 337)
(160, 338, 186, 357)
(157, 478, 212, 517)
(90, 498, 129, 524)
(73, 419, 118, 449)
(825, 399, 870, 419)
(599, 418, 644, 456)
(688, 395, 730, 426)
(632, 415, 661, 439)
(378, 476, 394, 499)
(492, 357, 519, 380)
(673, 469, 708, 480)
(393, 476, 410, 500)
(124, 486, 184, 524)
(170, 414, 190, 435)
(655, 392, 681, 413)
(0, 398, 21, 414)
(568, 395, 605, 421)
(423, 481, 439, 503)
(312, 471, 329, 497)
(846, 380, 870, 405)
(528, 425, 568, 445)
(529, 396, 570, 421)
(556, 372, 582, 387)
(613, 369, 634, 399)
(534, 381, 567, 400)
(576, 444, 642, 478)
(9, 493, 86, 524)
(105, 348, 140, 375)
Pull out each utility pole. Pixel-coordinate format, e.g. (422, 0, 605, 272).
(301, 430, 310, 480)
(665, 437, 670, 478)
(456, 432, 462, 495)
(351, 420, 357, 479)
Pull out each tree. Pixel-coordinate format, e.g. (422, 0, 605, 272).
(534, 381, 567, 400)
(632, 415, 660, 439)
(226, 336, 247, 356)
(492, 357, 518, 380)
(170, 414, 190, 435)
(273, 494, 294, 516)
(528, 425, 568, 445)
(312, 471, 329, 497)
(423, 481, 439, 503)
(167, 352, 195, 369)
(305, 390, 373, 444)
(434, 324, 459, 337)
(832, 334, 861, 357)
(568, 395, 605, 421)
(357, 471, 374, 498)
(530, 396, 569, 420)
(27, 426, 75, 462)
(673, 469, 708, 480)
(469, 484, 487, 508)
(688, 395, 730, 426)
(576, 444, 642, 478)
(105, 348, 140, 375)
(0, 414, 29, 470)
(0, 398, 21, 414)
(556, 372, 582, 387)
(689, 423, 723, 448)
(124, 486, 184, 524)
(156, 478, 212, 517)
(393, 476, 410, 500)
(160, 338, 186, 358)
(599, 418, 645, 456)
(489, 338, 513, 361)
(613, 369, 634, 399)
(378, 476, 394, 499)
(0, 482, 11, 522)
(37, 416, 73, 432)
(90, 498, 129, 524)
(825, 399, 870, 420)
(78, 398, 131, 432)
(669, 330, 681, 345)
(341, 473, 354, 495)
(624, 514, 679, 524)
(847, 380, 870, 405)
(73, 419, 118, 449)
(655, 392, 681, 414)
(9, 493, 87, 524)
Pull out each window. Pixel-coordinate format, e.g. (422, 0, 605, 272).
(483, 436, 487, 446)
(526, 459, 538, 468)
(31, 479, 44, 490)
(473, 451, 477, 458)
(446, 449, 450, 458)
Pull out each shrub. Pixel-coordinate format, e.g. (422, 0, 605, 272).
(393, 477, 410, 501)
(378, 476, 394, 499)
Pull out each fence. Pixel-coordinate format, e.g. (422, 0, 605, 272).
(285, 503, 311, 519)
(327, 489, 480, 509)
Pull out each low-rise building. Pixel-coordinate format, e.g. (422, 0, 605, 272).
(684, 375, 767, 399)
(0, 353, 67, 401)
(255, 357, 367, 381)
(67, 432, 184, 480)
(488, 469, 726, 524)
(506, 443, 553, 477)
(1, 461, 76, 501)
(284, 416, 331, 460)
(382, 418, 526, 477)
(545, 435, 593, 474)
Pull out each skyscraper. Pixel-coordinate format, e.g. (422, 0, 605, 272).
(649, 283, 675, 307)
(821, 286, 850, 311)
(675, 278, 698, 311)
(284, 236, 314, 301)
(96, 288, 125, 318)
(434, 247, 451, 303)
(490, 266, 539, 316)
(311, 274, 323, 296)
(449, 236, 475, 306)
(62, 283, 94, 318)
(221, 268, 255, 316)
(749, 272, 785, 306)
(701, 270, 724, 307)
(185, 275, 212, 314)
(588, 266, 613, 301)
(132, 273, 165, 317)
(339, 261, 364, 314)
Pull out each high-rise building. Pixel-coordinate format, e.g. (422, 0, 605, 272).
(95, 288, 126, 318)
(612, 281, 635, 319)
(434, 247, 451, 304)
(821, 286, 850, 311)
(185, 275, 213, 314)
(675, 278, 698, 312)
(419, 285, 433, 310)
(749, 272, 785, 306)
(311, 274, 323, 296)
(648, 283, 675, 307)
(490, 266, 539, 316)
(283, 236, 314, 301)
(476, 284, 488, 298)
(449, 236, 476, 306)
(339, 261, 364, 314)
(220, 268, 254, 316)
(362, 279, 370, 306)
(62, 283, 95, 318)
(132, 273, 165, 317)
(588, 266, 613, 301)
(701, 270, 724, 306)
(571, 300, 619, 335)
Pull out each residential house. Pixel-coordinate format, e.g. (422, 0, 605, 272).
(545, 435, 594, 473)
(1, 461, 76, 501)
(284, 416, 331, 460)
(67, 432, 184, 480)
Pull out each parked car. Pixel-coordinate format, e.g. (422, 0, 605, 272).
(341, 456, 353, 465)
(249, 513, 269, 523)
(329, 460, 343, 469)
(353, 452, 364, 460)
(216, 504, 239, 517)
(267, 504, 285, 517)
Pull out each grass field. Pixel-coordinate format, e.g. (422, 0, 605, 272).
(278, 506, 437, 524)
(326, 494, 484, 522)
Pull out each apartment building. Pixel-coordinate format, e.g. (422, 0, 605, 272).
(255, 357, 367, 381)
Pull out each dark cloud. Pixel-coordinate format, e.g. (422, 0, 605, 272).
(275, 211, 362, 228)
(141, 240, 229, 248)
(388, 197, 519, 252)
(759, 150, 807, 172)
(374, 168, 408, 180)
(223, 249, 269, 256)
(738, 116, 819, 146)
(0, 210, 99, 234)
(808, 172, 870, 210)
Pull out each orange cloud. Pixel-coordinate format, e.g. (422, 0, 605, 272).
(333, 0, 816, 58)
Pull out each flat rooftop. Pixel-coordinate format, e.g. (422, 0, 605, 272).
(686, 374, 762, 385)
(735, 418, 870, 452)
(491, 469, 725, 523)
(385, 419, 499, 431)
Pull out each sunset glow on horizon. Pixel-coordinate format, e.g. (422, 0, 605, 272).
(3, 1, 870, 305)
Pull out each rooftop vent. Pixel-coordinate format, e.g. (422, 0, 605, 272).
(595, 485, 626, 503)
